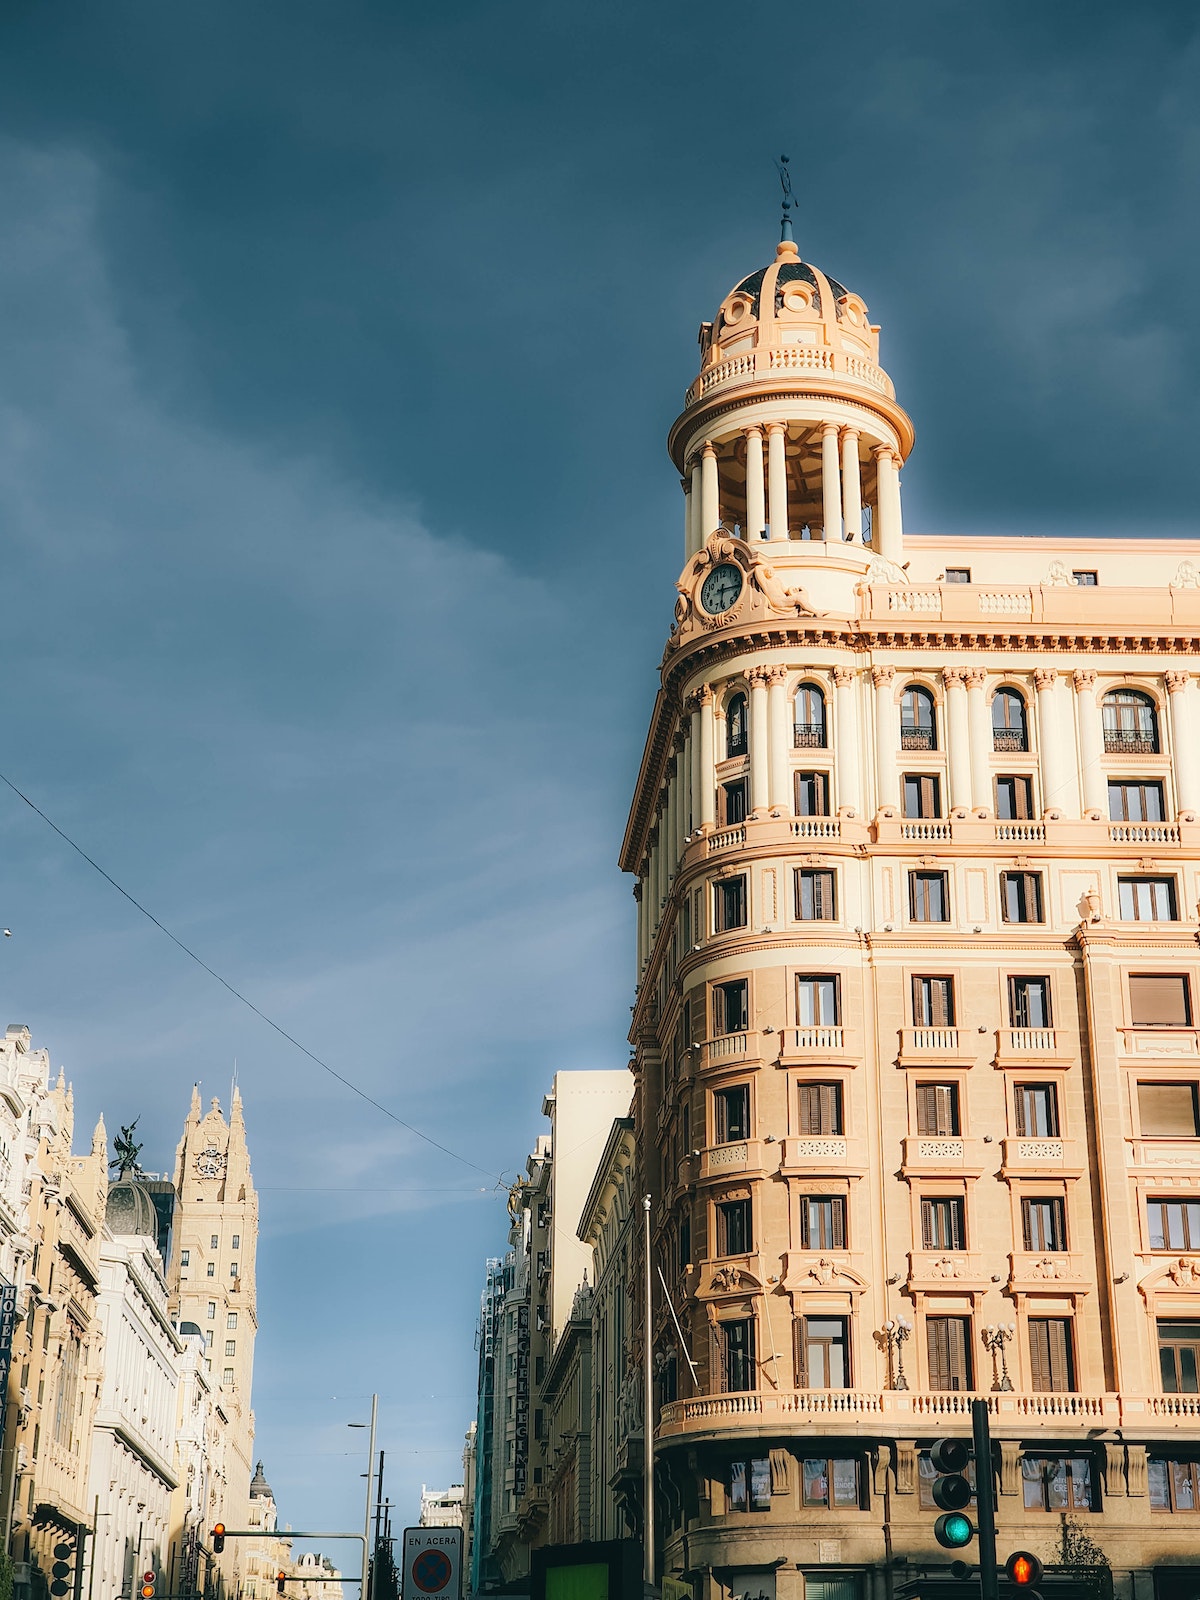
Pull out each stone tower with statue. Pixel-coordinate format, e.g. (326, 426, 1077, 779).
(166, 1088, 260, 1596)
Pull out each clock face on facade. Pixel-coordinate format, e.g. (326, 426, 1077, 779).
(699, 562, 743, 616)
(195, 1145, 227, 1179)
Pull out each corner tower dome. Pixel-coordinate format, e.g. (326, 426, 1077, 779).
(668, 235, 915, 574)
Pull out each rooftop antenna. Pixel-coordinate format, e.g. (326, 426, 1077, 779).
(775, 153, 796, 243)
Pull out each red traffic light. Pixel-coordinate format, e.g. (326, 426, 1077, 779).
(1006, 1553, 1044, 1588)
(143, 1575, 155, 1586)
(212, 1524, 226, 1554)
(277, 1573, 287, 1594)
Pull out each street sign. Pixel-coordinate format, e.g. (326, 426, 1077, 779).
(401, 1528, 462, 1600)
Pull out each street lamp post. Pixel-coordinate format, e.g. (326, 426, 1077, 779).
(882, 1317, 912, 1391)
(349, 1395, 379, 1600)
(982, 1324, 1015, 1391)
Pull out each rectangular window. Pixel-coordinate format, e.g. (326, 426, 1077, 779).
(1148, 1198, 1200, 1251)
(713, 979, 748, 1035)
(1109, 780, 1165, 822)
(1029, 1318, 1076, 1392)
(1138, 1082, 1200, 1138)
(1072, 571, 1098, 586)
(995, 774, 1035, 820)
(715, 875, 748, 931)
(227, 1312, 238, 1329)
(223, 1367, 235, 1386)
(801, 1317, 850, 1389)
(919, 1453, 976, 1509)
(1130, 975, 1192, 1027)
(206, 1262, 215, 1278)
(915, 1083, 960, 1137)
(796, 869, 837, 921)
(717, 1198, 753, 1256)
(1009, 976, 1052, 1029)
(211, 1234, 219, 1248)
(794, 771, 830, 817)
(903, 774, 942, 820)
(728, 1458, 771, 1513)
(1015, 1082, 1060, 1137)
(799, 1081, 843, 1136)
(1149, 1457, 1200, 1512)
(913, 975, 956, 1027)
(1119, 876, 1178, 921)
(1001, 871, 1044, 923)
(799, 1196, 846, 1251)
(802, 1457, 861, 1508)
(721, 780, 747, 826)
(1022, 1197, 1067, 1252)
(714, 1085, 750, 1144)
(1159, 1320, 1200, 1394)
(722, 1318, 755, 1393)
(927, 1316, 973, 1391)
(921, 1197, 966, 1251)
(206, 1302, 216, 1320)
(180, 1250, 190, 1267)
(231, 1234, 240, 1249)
(1022, 1455, 1092, 1509)
(224, 1340, 236, 1357)
(909, 872, 949, 922)
(796, 975, 840, 1025)
(945, 568, 971, 583)
(230, 1263, 239, 1277)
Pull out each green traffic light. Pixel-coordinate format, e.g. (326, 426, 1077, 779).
(934, 1511, 974, 1549)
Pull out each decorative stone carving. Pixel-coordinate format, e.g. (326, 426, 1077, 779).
(1029, 1256, 1064, 1280)
(964, 668, 988, 688)
(832, 667, 855, 688)
(769, 1448, 792, 1495)
(1166, 671, 1192, 693)
(867, 555, 908, 585)
(893, 1443, 918, 1495)
(927, 1256, 964, 1279)
(667, 535, 824, 653)
(1045, 559, 1072, 586)
(1102, 1443, 1127, 1498)
(710, 1265, 746, 1292)
(1126, 1444, 1148, 1497)
(1072, 669, 1097, 692)
(1172, 560, 1199, 589)
(999, 1440, 1023, 1497)
(871, 665, 895, 688)
(807, 1257, 841, 1285)
(1033, 668, 1059, 691)
(1168, 1257, 1200, 1286)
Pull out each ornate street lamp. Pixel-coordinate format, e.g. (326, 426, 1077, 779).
(883, 1317, 913, 1391)
(982, 1323, 1016, 1392)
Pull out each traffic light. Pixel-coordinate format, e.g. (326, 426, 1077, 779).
(141, 1571, 156, 1599)
(1005, 1551, 1044, 1600)
(212, 1525, 226, 1555)
(277, 1573, 286, 1594)
(929, 1438, 975, 1549)
(50, 1542, 75, 1598)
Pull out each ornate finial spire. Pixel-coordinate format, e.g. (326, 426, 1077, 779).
(190, 1083, 202, 1118)
(92, 1114, 108, 1159)
(775, 153, 795, 244)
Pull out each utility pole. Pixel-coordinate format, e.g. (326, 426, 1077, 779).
(642, 1195, 655, 1593)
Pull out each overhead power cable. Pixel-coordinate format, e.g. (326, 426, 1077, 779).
(0, 770, 504, 1183)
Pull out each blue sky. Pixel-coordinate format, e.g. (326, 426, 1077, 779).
(1, 0, 1198, 1542)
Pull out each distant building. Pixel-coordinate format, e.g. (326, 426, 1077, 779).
(418, 1483, 464, 1528)
(291, 1550, 343, 1600)
(244, 1460, 291, 1600)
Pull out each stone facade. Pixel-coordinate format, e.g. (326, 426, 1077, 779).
(621, 230, 1200, 1600)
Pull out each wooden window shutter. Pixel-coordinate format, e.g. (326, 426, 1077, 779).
(1130, 976, 1191, 1026)
(916, 1085, 936, 1135)
(932, 978, 953, 1027)
(831, 1197, 845, 1249)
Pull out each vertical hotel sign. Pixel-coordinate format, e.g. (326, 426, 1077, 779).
(513, 1302, 530, 1498)
(0, 1282, 17, 1421)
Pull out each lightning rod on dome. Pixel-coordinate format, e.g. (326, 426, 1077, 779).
(775, 153, 795, 243)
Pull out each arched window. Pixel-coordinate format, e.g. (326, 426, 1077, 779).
(726, 693, 748, 758)
(1103, 689, 1159, 754)
(794, 684, 827, 748)
(992, 687, 1028, 752)
(900, 686, 937, 751)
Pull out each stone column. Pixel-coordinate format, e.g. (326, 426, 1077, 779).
(872, 665, 899, 811)
(697, 686, 716, 829)
(874, 446, 903, 564)
(766, 423, 788, 541)
(821, 423, 842, 543)
(700, 440, 720, 541)
(841, 427, 863, 543)
(674, 733, 689, 864)
(748, 668, 770, 813)
(690, 455, 704, 557)
(1073, 670, 1108, 818)
(663, 766, 676, 888)
(833, 667, 861, 814)
(681, 475, 694, 562)
(766, 666, 791, 811)
(1167, 673, 1200, 814)
(689, 695, 703, 834)
(1035, 669, 1077, 816)
(943, 668, 971, 812)
(744, 426, 765, 541)
(635, 877, 646, 972)
(963, 669, 992, 812)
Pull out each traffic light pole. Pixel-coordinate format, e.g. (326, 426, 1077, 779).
(970, 1400, 998, 1600)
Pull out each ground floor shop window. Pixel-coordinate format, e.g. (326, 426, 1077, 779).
(1150, 1457, 1200, 1512)
(728, 1457, 771, 1512)
(1021, 1455, 1094, 1511)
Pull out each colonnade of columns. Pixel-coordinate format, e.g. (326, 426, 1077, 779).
(637, 665, 1200, 971)
(682, 424, 904, 563)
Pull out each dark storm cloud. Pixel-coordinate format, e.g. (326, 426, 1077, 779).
(0, 0, 1196, 1530)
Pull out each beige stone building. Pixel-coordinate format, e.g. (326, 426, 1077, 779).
(166, 1089, 259, 1596)
(622, 223, 1200, 1600)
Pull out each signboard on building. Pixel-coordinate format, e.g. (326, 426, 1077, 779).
(513, 1301, 530, 1498)
(401, 1528, 462, 1600)
(726, 1574, 776, 1600)
(0, 1282, 17, 1415)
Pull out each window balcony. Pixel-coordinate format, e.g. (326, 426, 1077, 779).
(900, 728, 936, 751)
(1008, 1251, 1091, 1292)
(899, 1027, 973, 1065)
(698, 1032, 765, 1070)
(992, 729, 1028, 752)
(1118, 1027, 1200, 1060)
(995, 1028, 1075, 1068)
(793, 722, 827, 749)
(779, 1024, 846, 1058)
(1103, 729, 1158, 754)
(1109, 821, 1181, 846)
